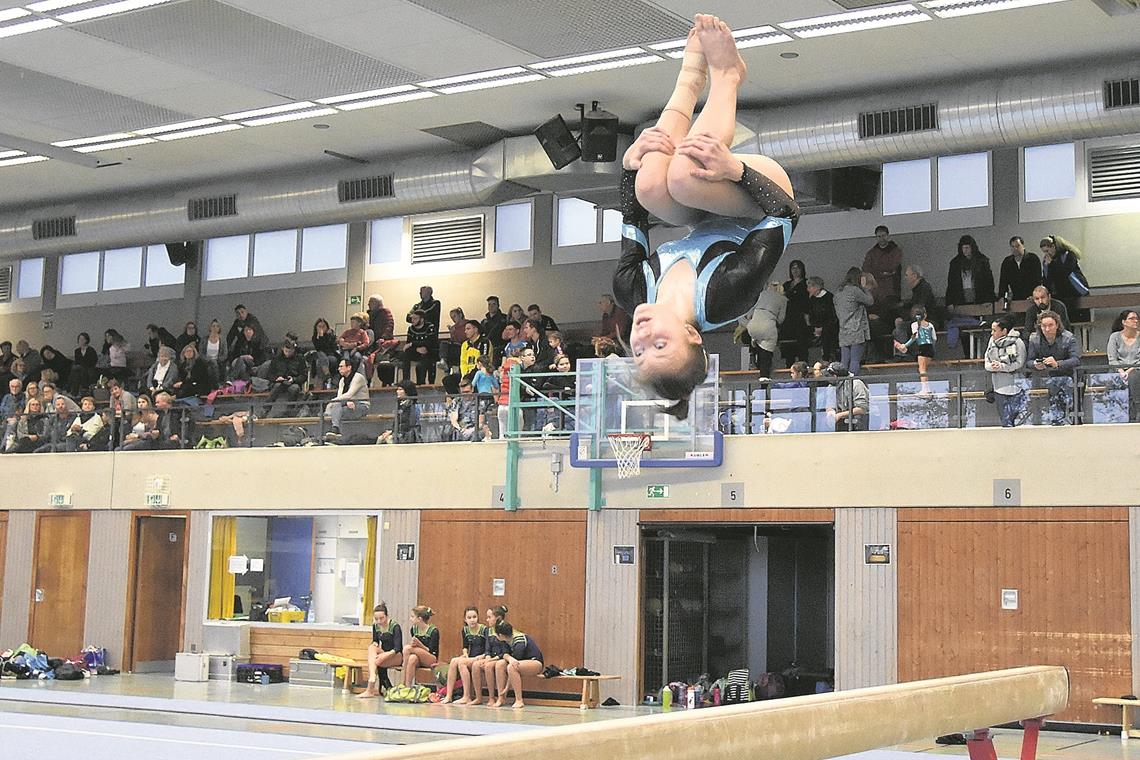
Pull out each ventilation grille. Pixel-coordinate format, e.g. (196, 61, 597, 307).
(858, 103, 938, 139)
(410, 215, 484, 263)
(188, 194, 237, 221)
(1089, 145, 1140, 202)
(338, 175, 394, 203)
(0, 265, 11, 303)
(1104, 78, 1140, 110)
(32, 216, 76, 240)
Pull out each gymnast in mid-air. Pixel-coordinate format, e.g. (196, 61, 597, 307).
(615, 13, 800, 418)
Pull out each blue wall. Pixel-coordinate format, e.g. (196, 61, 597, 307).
(267, 517, 314, 609)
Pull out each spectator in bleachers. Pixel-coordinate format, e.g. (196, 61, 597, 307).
(154, 391, 183, 448)
(522, 318, 554, 369)
(527, 304, 558, 333)
(226, 304, 263, 349)
(1024, 285, 1071, 335)
(41, 382, 77, 414)
(1107, 309, 1140, 423)
(596, 294, 632, 347)
(34, 396, 74, 453)
(450, 376, 490, 441)
(482, 296, 508, 355)
(5, 357, 27, 387)
(1027, 310, 1081, 425)
(323, 357, 370, 442)
(367, 294, 395, 345)
(5, 395, 45, 453)
(367, 296, 397, 387)
(70, 332, 98, 395)
(863, 225, 903, 308)
(739, 281, 786, 377)
(834, 268, 874, 376)
(402, 308, 439, 385)
(507, 303, 527, 326)
(119, 406, 160, 451)
(472, 354, 497, 398)
(14, 340, 41, 381)
(779, 260, 811, 367)
(144, 323, 178, 359)
(495, 348, 522, 438)
(145, 346, 180, 398)
(407, 285, 441, 333)
(201, 319, 228, 389)
(501, 321, 526, 359)
(175, 321, 200, 353)
(944, 235, 996, 356)
(67, 395, 106, 452)
(824, 361, 869, 432)
(228, 324, 268, 382)
(541, 354, 576, 431)
(174, 344, 210, 401)
(1, 378, 23, 419)
(998, 236, 1042, 302)
(379, 380, 420, 444)
(806, 277, 839, 362)
(0, 341, 12, 374)
(459, 320, 491, 380)
(302, 318, 334, 389)
(106, 378, 135, 447)
(38, 345, 70, 387)
(1040, 235, 1090, 321)
(338, 312, 370, 358)
(102, 329, 131, 383)
(900, 264, 936, 322)
(444, 308, 467, 372)
(985, 316, 1027, 427)
(265, 339, 305, 417)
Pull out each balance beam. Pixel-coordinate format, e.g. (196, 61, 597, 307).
(322, 665, 1067, 760)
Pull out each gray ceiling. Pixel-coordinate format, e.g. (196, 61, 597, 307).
(0, 0, 1137, 211)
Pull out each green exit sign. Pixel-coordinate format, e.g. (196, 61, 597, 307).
(646, 485, 670, 499)
(348, 295, 362, 305)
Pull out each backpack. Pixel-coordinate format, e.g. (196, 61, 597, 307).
(281, 426, 307, 447)
(298, 648, 318, 660)
(54, 661, 85, 681)
(723, 668, 752, 704)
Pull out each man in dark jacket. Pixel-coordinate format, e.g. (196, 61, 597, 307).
(228, 324, 267, 381)
(144, 324, 178, 359)
(944, 236, 995, 355)
(481, 296, 508, 355)
(227, 304, 264, 350)
(1026, 309, 1081, 425)
(406, 286, 442, 334)
(265, 340, 306, 416)
(998, 236, 1042, 302)
(900, 265, 937, 323)
(402, 309, 440, 385)
(806, 277, 839, 362)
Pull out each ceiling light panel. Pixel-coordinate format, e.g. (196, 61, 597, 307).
(0, 18, 60, 37)
(57, 0, 176, 23)
(0, 155, 50, 167)
(530, 48, 650, 70)
(72, 136, 156, 152)
(0, 149, 26, 159)
(0, 8, 30, 22)
(53, 132, 133, 147)
(135, 117, 222, 136)
(317, 85, 419, 105)
(241, 107, 338, 127)
(152, 123, 244, 141)
(26, 0, 89, 11)
(545, 55, 661, 77)
(435, 74, 546, 94)
(335, 91, 438, 111)
(780, 5, 930, 37)
(922, 0, 1073, 17)
(420, 67, 531, 89)
(222, 102, 319, 121)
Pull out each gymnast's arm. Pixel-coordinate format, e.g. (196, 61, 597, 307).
(737, 164, 800, 228)
(612, 168, 650, 312)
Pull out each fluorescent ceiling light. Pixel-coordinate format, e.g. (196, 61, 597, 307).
(649, 38, 686, 52)
(26, 0, 88, 11)
(0, 18, 60, 37)
(922, 0, 1071, 17)
(531, 48, 649, 70)
(72, 137, 156, 153)
(135, 117, 222, 135)
(53, 132, 133, 147)
(781, 6, 930, 38)
(153, 123, 244, 141)
(0, 149, 26, 159)
(317, 85, 418, 105)
(436, 74, 545, 94)
(420, 66, 528, 88)
(665, 31, 791, 57)
(546, 55, 661, 77)
(335, 90, 438, 111)
(781, 5, 923, 28)
(57, 0, 174, 22)
(241, 107, 338, 127)
(0, 8, 30, 22)
(0, 154, 49, 167)
(223, 102, 318, 121)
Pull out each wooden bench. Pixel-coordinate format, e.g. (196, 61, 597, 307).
(1093, 697, 1140, 742)
(343, 662, 437, 692)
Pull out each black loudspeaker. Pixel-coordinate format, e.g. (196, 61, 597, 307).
(829, 167, 881, 211)
(580, 106, 618, 163)
(165, 240, 201, 267)
(533, 115, 581, 170)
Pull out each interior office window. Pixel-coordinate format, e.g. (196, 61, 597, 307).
(205, 235, 250, 281)
(369, 217, 403, 264)
(882, 159, 932, 216)
(145, 245, 185, 287)
(17, 257, 43, 299)
(494, 202, 532, 252)
(101, 246, 142, 291)
(937, 153, 989, 210)
(557, 197, 597, 246)
(59, 251, 100, 295)
(1024, 143, 1076, 202)
(601, 208, 622, 243)
(301, 224, 348, 272)
(252, 229, 298, 277)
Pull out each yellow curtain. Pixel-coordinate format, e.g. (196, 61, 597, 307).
(208, 516, 237, 619)
(361, 515, 378, 623)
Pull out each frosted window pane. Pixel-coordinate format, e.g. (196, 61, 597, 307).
(205, 235, 250, 281)
(495, 202, 532, 252)
(252, 229, 298, 276)
(601, 208, 622, 243)
(1024, 143, 1076, 202)
(17, 257, 43, 299)
(60, 251, 100, 295)
(557, 197, 597, 246)
(370, 217, 403, 264)
(938, 153, 989, 210)
(101, 246, 142, 291)
(145, 246, 185, 287)
(301, 224, 348, 272)
(882, 159, 932, 216)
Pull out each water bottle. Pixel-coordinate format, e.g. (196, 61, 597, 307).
(660, 684, 672, 708)
(712, 684, 722, 706)
(260, 672, 269, 685)
(1003, 288, 1012, 313)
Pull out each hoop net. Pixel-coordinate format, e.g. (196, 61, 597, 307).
(607, 433, 652, 479)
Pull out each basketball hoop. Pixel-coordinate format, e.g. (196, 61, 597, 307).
(607, 433, 652, 479)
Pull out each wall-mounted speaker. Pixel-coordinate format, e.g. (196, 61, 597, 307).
(165, 240, 202, 267)
(533, 115, 581, 170)
(580, 106, 618, 163)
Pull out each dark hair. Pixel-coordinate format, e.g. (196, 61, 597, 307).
(788, 259, 806, 279)
(495, 620, 514, 637)
(1036, 309, 1062, 332)
(234, 303, 246, 311)
(338, 356, 360, 374)
(790, 361, 809, 378)
(465, 320, 482, 335)
(874, 225, 889, 235)
(504, 320, 521, 331)
(957, 235, 980, 256)
(397, 379, 418, 397)
(77, 332, 90, 343)
(487, 295, 500, 303)
(464, 605, 479, 616)
(824, 361, 849, 377)
(374, 603, 388, 614)
(843, 266, 863, 288)
(527, 303, 540, 312)
(491, 604, 508, 621)
(412, 605, 433, 621)
(145, 323, 159, 332)
(1111, 309, 1139, 334)
(992, 315, 1014, 333)
(1009, 235, 1024, 246)
(312, 318, 330, 339)
(640, 340, 708, 421)
(442, 374, 461, 395)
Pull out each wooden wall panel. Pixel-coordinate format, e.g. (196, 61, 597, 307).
(1131, 507, 1140, 701)
(84, 510, 131, 668)
(835, 508, 896, 691)
(901, 507, 1128, 523)
(182, 513, 209, 652)
(250, 627, 371, 674)
(584, 509, 639, 705)
(898, 516, 1130, 723)
(378, 510, 420, 633)
(417, 513, 586, 687)
(0, 511, 34, 650)
(640, 508, 834, 523)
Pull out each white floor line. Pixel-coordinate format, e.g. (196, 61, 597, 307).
(0, 722, 334, 754)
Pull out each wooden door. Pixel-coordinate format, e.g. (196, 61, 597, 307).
(129, 516, 187, 671)
(29, 511, 91, 656)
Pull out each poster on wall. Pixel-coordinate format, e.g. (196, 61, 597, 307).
(613, 545, 635, 565)
(864, 544, 891, 565)
(396, 543, 416, 561)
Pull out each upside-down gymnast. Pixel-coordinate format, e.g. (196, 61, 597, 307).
(615, 14, 800, 419)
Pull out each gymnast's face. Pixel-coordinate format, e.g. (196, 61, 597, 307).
(630, 303, 702, 374)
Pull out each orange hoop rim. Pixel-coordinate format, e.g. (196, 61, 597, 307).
(607, 432, 652, 451)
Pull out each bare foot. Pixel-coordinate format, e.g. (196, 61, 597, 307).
(440, 696, 453, 704)
(489, 698, 504, 709)
(694, 14, 746, 82)
(357, 687, 380, 699)
(512, 701, 526, 709)
(680, 27, 707, 86)
(466, 698, 482, 706)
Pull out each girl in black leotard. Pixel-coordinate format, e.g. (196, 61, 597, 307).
(357, 602, 403, 699)
(400, 605, 440, 688)
(466, 605, 507, 706)
(440, 605, 488, 704)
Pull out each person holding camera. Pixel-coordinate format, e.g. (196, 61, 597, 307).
(1026, 310, 1081, 425)
(984, 316, 1027, 427)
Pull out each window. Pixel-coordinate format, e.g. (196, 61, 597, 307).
(208, 515, 376, 625)
(205, 235, 250, 281)
(557, 197, 598, 246)
(300, 224, 348, 272)
(882, 159, 932, 216)
(17, 257, 43, 299)
(494, 202, 532, 252)
(101, 247, 142, 291)
(59, 251, 100, 295)
(601, 208, 622, 243)
(937, 153, 989, 210)
(145, 245, 185, 287)
(252, 229, 298, 277)
(369, 217, 403, 264)
(1024, 143, 1076, 202)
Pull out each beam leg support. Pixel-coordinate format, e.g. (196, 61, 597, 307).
(966, 729, 997, 760)
(1020, 718, 1043, 760)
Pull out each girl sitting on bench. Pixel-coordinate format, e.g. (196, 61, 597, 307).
(400, 605, 440, 688)
(440, 605, 489, 704)
(358, 602, 402, 699)
(492, 620, 544, 709)
(465, 605, 508, 706)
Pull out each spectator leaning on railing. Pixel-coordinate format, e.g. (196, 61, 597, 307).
(985, 316, 1027, 428)
(1107, 309, 1140, 423)
(1026, 309, 1081, 426)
